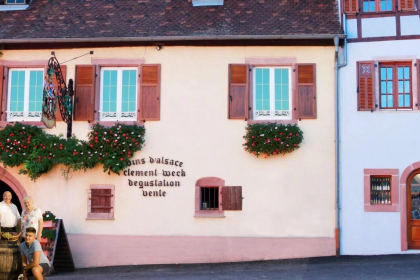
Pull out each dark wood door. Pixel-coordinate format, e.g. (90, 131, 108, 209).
(407, 171, 420, 249)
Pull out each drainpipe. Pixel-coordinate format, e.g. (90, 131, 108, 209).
(334, 13, 348, 257)
(334, 35, 341, 257)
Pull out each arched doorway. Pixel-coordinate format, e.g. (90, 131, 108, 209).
(407, 170, 420, 249)
(0, 167, 27, 211)
(0, 180, 22, 213)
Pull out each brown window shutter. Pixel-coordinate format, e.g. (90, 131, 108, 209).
(91, 189, 112, 213)
(344, 0, 358, 13)
(222, 186, 242, 210)
(228, 64, 249, 119)
(398, 0, 416, 10)
(417, 60, 420, 109)
(296, 64, 317, 119)
(51, 65, 67, 122)
(139, 64, 160, 121)
(357, 61, 375, 111)
(74, 65, 95, 121)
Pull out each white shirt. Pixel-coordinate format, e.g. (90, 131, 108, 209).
(0, 201, 20, 227)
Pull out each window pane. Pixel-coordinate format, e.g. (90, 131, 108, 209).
(398, 81, 403, 93)
(28, 70, 43, 112)
(398, 67, 403, 79)
(404, 67, 410, 79)
(387, 0, 392, 10)
(405, 95, 411, 107)
(255, 68, 263, 84)
(399, 94, 404, 107)
(274, 69, 289, 111)
(388, 95, 393, 107)
(122, 70, 136, 112)
(263, 84, 270, 110)
(404, 81, 410, 93)
(10, 71, 25, 112)
(381, 67, 386, 78)
(282, 100, 289, 110)
(381, 95, 387, 108)
(387, 67, 392, 79)
(387, 81, 393, 93)
(370, 1, 375, 10)
(102, 70, 117, 113)
(262, 69, 269, 84)
(381, 81, 387, 94)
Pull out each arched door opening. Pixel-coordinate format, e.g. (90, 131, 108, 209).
(407, 170, 420, 249)
(0, 180, 22, 214)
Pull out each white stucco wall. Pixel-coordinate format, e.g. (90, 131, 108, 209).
(361, 17, 396, 38)
(339, 40, 420, 255)
(346, 19, 358, 39)
(401, 15, 420, 36)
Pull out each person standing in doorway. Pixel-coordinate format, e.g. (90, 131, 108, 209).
(0, 191, 21, 236)
(21, 196, 43, 241)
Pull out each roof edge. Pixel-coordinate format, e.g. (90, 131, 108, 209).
(0, 34, 346, 44)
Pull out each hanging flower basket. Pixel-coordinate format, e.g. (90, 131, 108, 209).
(243, 123, 304, 158)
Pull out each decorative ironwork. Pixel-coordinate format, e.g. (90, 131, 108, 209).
(255, 110, 270, 117)
(274, 110, 290, 117)
(45, 55, 74, 138)
(100, 111, 137, 119)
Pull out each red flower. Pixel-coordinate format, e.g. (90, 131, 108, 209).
(120, 158, 124, 161)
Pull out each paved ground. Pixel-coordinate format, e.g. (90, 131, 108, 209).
(49, 254, 420, 280)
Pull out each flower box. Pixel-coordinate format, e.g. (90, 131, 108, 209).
(43, 221, 56, 228)
(39, 237, 49, 244)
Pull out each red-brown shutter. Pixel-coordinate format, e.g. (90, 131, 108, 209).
(52, 65, 66, 122)
(0, 66, 3, 122)
(228, 64, 249, 119)
(91, 189, 112, 213)
(344, 0, 358, 13)
(139, 64, 160, 121)
(222, 186, 242, 210)
(357, 61, 375, 111)
(417, 60, 420, 109)
(296, 64, 317, 119)
(74, 65, 95, 121)
(398, 0, 416, 10)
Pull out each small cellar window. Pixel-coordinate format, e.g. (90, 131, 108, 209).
(370, 176, 392, 205)
(200, 187, 219, 210)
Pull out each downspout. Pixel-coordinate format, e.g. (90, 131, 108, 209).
(334, 13, 348, 257)
(334, 35, 340, 257)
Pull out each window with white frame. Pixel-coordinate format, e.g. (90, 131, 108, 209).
(7, 69, 44, 121)
(100, 67, 137, 121)
(253, 67, 292, 120)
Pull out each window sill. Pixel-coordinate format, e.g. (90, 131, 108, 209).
(90, 121, 144, 127)
(0, 121, 46, 128)
(86, 217, 115, 220)
(247, 119, 298, 125)
(364, 204, 399, 212)
(0, 4, 29, 11)
(194, 211, 225, 218)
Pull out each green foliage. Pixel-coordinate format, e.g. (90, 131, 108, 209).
(243, 123, 304, 158)
(42, 211, 57, 222)
(0, 122, 146, 180)
(41, 228, 56, 240)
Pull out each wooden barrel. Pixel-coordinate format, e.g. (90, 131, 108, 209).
(0, 240, 22, 280)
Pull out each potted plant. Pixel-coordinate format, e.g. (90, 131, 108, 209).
(42, 211, 57, 228)
(41, 228, 56, 243)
